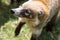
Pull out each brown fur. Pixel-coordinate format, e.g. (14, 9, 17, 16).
(22, 0, 60, 40)
(11, 0, 60, 40)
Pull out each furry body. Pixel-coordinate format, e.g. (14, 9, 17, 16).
(11, 0, 60, 40)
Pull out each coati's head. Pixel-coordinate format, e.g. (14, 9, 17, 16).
(11, 1, 45, 19)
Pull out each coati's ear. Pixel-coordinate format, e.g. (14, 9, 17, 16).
(38, 11, 44, 16)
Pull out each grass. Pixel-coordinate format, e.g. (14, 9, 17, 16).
(0, 0, 60, 40)
(0, 20, 31, 40)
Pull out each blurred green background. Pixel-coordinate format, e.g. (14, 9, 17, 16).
(0, 0, 60, 40)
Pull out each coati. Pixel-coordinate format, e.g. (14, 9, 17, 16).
(10, 0, 60, 40)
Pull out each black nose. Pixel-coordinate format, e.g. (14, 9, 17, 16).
(10, 10, 15, 14)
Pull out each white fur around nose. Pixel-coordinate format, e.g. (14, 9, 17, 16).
(12, 7, 23, 16)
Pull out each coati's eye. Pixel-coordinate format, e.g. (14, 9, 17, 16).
(25, 9, 31, 15)
(25, 9, 31, 13)
(25, 9, 30, 13)
(38, 11, 44, 16)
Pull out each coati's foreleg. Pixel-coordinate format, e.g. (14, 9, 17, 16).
(31, 34, 37, 40)
(15, 22, 25, 36)
(30, 28, 43, 40)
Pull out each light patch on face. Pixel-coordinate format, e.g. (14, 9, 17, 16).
(25, 13, 29, 16)
(29, 15, 33, 18)
(34, 16, 40, 26)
